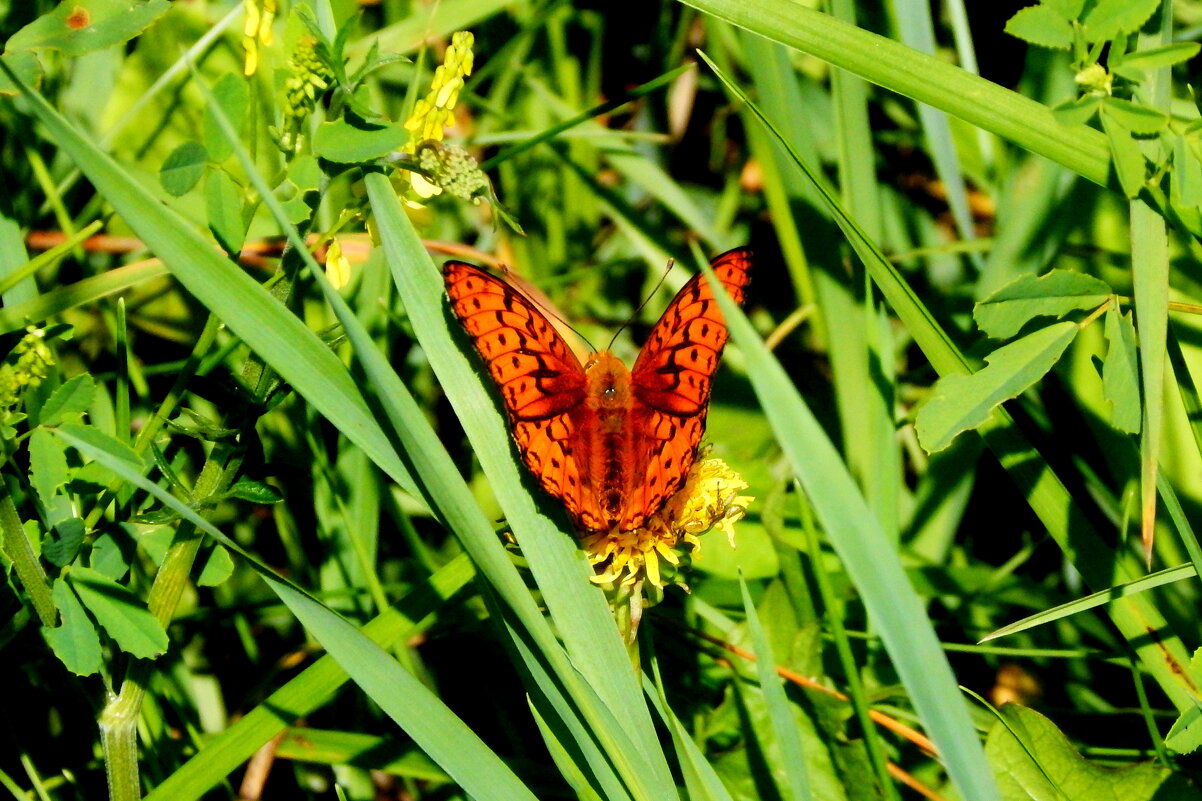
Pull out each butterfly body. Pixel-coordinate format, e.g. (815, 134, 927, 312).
(444, 248, 751, 535)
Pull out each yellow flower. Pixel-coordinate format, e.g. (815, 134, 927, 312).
(242, 0, 277, 76)
(399, 32, 475, 201)
(324, 237, 352, 290)
(581, 457, 753, 591)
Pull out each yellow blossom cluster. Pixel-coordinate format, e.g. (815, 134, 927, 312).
(581, 458, 752, 590)
(242, 0, 277, 77)
(401, 32, 475, 199)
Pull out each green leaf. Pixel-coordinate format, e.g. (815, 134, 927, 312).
(1166, 705, 1202, 754)
(1082, 0, 1160, 42)
(277, 155, 322, 226)
(1166, 651, 1202, 754)
(1101, 110, 1147, 198)
(0, 51, 43, 98)
(1103, 305, 1140, 434)
(1051, 96, 1100, 126)
(1004, 5, 1074, 50)
(29, 428, 68, 504)
(312, 117, 408, 164)
(6, 0, 171, 56)
(1173, 135, 1202, 209)
(987, 704, 1197, 799)
(39, 374, 96, 426)
(160, 141, 208, 197)
(43, 578, 102, 676)
(204, 169, 249, 256)
(916, 322, 1079, 453)
(58, 423, 148, 471)
(203, 73, 249, 163)
(974, 270, 1112, 339)
(197, 544, 234, 587)
(43, 517, 85, 568)
(68, 566, 168, 659)
(1043, 0, 1085, 19)
(1113, 43, 1201, 80)
(88, 528, 131, 580)
(226, 477, 283, 504)
(1101, 98, 1169, 135)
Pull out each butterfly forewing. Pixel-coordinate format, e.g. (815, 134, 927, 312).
(631, 247, 752, 415)
(443, 261, 586, 420)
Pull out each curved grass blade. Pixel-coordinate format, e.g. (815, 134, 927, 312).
(699, 49, 1198, 713)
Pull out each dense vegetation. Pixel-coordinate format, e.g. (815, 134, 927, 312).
(4, 0, 1202, 799)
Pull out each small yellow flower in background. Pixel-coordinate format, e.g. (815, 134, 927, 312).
(582, 457, 753, 592)
(324, 237, 352, 290)
(242, 0, 277, 76)
(399, 32, 475, 201)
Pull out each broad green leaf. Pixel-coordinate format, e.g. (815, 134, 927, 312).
(160, 141, 208, 197)
(43, 578, 102, 676)
(69, 566, 169, 659)
(203, 73, 249, 163)
(1101, 111, 1146, 198)
(974, 269, 1111, 339)
(43, 518, 85, 568)
(1051, 96, 1100, 126)
(205, 169, 249, 254)
(88, 528, 131, 580)
(1114, 43, 1202, 79)
(1004, 6, 1074, 50)
(39, 374, 96, 426)
(916, 322, 1079, 453)
(1082, 0, 1160, 42)
(1101, 98, 1169, 135)
(1103, 305, 1140, 434)
(29, 428, 68, 505)
(987, 704, 1197, 800)
(1043, 0, 1085, 19)
(277, 155, 322, 225)
(6, 0, 171, 56)
(197, 544, 235, 587)
(312, 118, 408, 163)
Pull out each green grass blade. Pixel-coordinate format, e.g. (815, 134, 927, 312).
(700, 261, 1002, 801)
(146, 556, 477, 801)
(6, 69, 419, 499)
(981, 563, 1197, 643)
(701, 50, 1198, 713)
(365, 174, 678, 800)
(739, 575, 814, 801)
(680, 0, 1112, 187)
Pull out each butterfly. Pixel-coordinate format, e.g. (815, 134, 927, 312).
(443, 247, 752, 534)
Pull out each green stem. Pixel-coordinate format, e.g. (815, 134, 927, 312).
(0, 482, 55, 626)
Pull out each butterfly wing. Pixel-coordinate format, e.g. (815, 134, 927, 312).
(624, 247, 752, 529)
(443, 261, 602, 529)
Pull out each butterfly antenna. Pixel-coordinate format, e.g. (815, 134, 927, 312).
(607, 258, 675, 351)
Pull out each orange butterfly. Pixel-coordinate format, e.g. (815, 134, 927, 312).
(443, 247, 752, 535)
